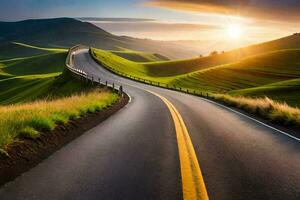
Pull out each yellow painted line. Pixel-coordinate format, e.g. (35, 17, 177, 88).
(147, 90, 209, 200)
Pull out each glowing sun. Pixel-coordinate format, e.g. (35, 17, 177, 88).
(227, 24, 242, 40)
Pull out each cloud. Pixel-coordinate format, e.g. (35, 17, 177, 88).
(146, 0, 300, 22)
(93, 21, 219, 32)
(92, 21, 220, 40)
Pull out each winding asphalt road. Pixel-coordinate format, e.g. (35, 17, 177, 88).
(1, 49, 300, 200)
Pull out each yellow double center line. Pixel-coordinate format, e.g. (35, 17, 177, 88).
(147, 90, 209, 200)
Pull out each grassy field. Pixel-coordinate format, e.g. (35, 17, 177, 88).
(91, 47, 300, 107)
(91, 47, 226, 77)
(0, 42, 67, 60)
(0, 89, 118, 153)
(0, 42, 122, 154)
(111, 47, 169, 62)
(171, 49, 300, 93)
(0, 42, 77, 104)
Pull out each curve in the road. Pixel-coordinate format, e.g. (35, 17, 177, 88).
(1, 48, 299, 200)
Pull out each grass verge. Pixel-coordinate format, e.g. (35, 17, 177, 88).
(0, 88, 119, 154)
(211, 94, 300, 127)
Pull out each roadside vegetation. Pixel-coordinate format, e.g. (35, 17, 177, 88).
(0, 89, 119, 154)
(211, 94, 300, 126)
(91, 38, 300, 128)
(0, 42, 121, 154)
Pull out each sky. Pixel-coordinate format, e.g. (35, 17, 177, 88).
(1, 0, 299, 51)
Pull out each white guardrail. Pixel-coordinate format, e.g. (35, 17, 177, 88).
(65, 45, 123, 95)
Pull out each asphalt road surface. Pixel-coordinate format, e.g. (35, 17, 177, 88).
(1, 49, 299, 200)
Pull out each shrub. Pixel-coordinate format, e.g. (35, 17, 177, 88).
(28, 116, 56, 132)
(20, 127, 40, 139)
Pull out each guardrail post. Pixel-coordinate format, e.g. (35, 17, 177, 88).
(91, 76, 94, 85)
(105, 81, 108, 86)
(112, 83, 115, 90)
(187, 89, 189, 93)
(98, 78, 101, 84)
(119, 85, 123, 96)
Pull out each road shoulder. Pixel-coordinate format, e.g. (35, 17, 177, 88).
(0, 93, 129, 187)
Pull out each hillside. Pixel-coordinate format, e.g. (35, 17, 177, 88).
(111, 48, 169, 62)
(0, 41, 121, 156)
(147, 33, 300, 76)
(91, 47, 300, 106)
(93, 32, 300, 76)
(171, 49, 300, 92)
(0, 42, 66, 60)
(0, 18, 198, 59)
(0, 42, 90, 104)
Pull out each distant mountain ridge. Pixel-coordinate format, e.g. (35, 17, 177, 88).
(0, 18, 199, 59)
(0, 18, 299, 60)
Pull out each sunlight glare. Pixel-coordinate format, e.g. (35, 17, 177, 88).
(227, 24, 242, 40)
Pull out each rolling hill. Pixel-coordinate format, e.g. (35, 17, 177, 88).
(0, 18, 199, 59)
(1, 17, 299, 106)
(0, 42, 119, 153)
(91, 40, 300, 106)
(0, 42, 66, 60)
(111, 48, 169, 62)
(0, 42, 90, 105)
(170, 49, 300, 92)
(92, 33, 300, 77)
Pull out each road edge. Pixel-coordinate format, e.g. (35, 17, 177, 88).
(0, 93, 129, 187)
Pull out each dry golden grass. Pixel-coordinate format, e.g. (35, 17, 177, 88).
(0, 89, 119, 154)
(212, 94, 300, 126)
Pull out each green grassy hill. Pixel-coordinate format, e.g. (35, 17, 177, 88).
(145, 33, 300, 76)
(91, 47, 300, 106)
(111, 48, 169, 62)
(93, 33, 300, 76)
(0, 42, 66, 60)
(0, 41, 120, 153)
(172, 49, 300, 92)
(0, 42, 91, 105)
(92, 47, 220, 78)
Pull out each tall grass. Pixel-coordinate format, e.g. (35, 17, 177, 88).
(0, 89, 119, 153)
(212, 94, 300, 126)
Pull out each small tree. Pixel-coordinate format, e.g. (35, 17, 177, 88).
(210, 51, 218, 56)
